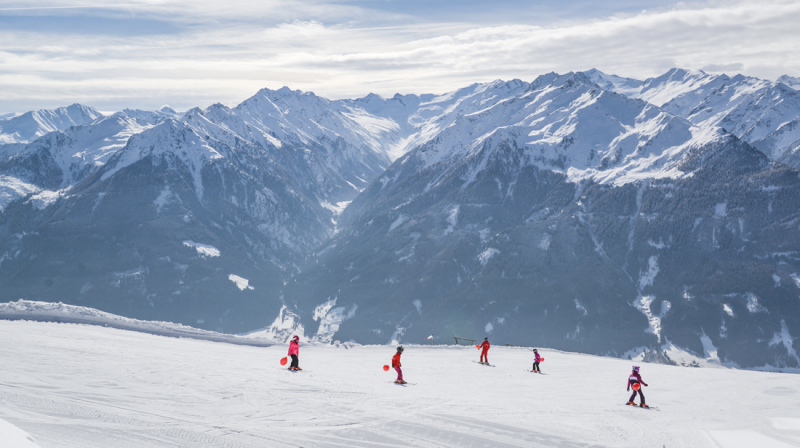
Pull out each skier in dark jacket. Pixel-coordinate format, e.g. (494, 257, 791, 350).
(626, 366, 649, 407)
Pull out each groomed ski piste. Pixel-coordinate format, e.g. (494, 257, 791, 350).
(2, 308, 800, 447)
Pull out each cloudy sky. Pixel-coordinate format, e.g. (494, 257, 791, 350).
(0, 0, 798, 113)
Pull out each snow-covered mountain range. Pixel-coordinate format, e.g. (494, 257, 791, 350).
(0, 104, 102, 145)
(585, 68, 800, 168)
(1, 68, 799, 368)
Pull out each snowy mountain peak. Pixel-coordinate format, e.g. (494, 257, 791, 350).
(100, 119, 222, 198)
(392, 70, 733, 187)
(0, 103, 103, 144)
(529, 71, 572, 90)
(159, 104, 178, 115)
(583, 68, 644, 96)
(777, 75, 800, 90)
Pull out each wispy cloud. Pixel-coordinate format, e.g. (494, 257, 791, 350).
(0, 0, 798, 113)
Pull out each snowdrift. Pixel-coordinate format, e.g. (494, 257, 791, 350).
(0, 300, 274, 347)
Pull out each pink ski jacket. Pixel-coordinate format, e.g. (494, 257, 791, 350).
(627, 372, 647, 388)
(534, 352, 541, 363)
(288, 341, 299, 356)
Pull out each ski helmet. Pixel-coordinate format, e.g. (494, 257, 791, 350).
(484, 337, 488, 340)
(397, 346, 404, 352)
(292, 335, 299, 342)
(533, 348, 538, 352)
(632, 366, 640, 372)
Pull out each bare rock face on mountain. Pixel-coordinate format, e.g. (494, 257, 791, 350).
(284, 73, 800, 369)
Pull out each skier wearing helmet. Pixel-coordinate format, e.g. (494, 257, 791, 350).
(627, 366, 648, 407)
(532, 349, 542, 373)
(392, 346, 406, 384)
(288, 335, 301, 371)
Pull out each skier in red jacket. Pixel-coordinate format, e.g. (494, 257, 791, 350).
(288, 335, 301, 371)
(479, 338, 490, 364)
(392, 346, 406, 384)
(627, 366, 649, 407)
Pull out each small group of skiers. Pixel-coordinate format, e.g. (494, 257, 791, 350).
(284, 336, 652, 406)
(477, 337, 542, 373)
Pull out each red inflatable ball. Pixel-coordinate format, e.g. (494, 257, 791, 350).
(280, 357, 288, 366)
(540, 358, 545, 362)
(632, 383, 641, 391)
(476, 345, 481, 349)
(383, 365, 390, 371)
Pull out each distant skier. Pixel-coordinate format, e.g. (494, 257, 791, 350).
(392, 346, 406, 384)
(532, 348, 542, 373)
(288, 335, 301, 371)
(479, 338, 490, 364)
(626, 366, 649, 407)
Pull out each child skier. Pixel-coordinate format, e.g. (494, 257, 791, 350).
(288, 335, 301, 371)
(392, 346, 406, 384)
(532, 348, 542, 373)
(480, 337, 490, 364)
(626, 366, 649, 407)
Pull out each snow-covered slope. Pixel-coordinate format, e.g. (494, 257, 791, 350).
(0, 418, 40, 448)
(0, 104, 102, 145)
(0, 300, 274, 346)
(1, 319, 799, 448)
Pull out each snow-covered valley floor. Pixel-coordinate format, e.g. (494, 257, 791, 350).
(1, 321, 799, 448)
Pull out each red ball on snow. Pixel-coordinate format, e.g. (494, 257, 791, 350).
(383, 365, 390, 371)
(280, 357, 288, 366)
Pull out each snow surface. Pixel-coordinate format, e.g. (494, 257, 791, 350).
(1, 319, 800, 447)
(228, 274, 254, 290)
(0, 300, 272, 347)
(182, 240, 221, 258)
(0, 418, 40, 448)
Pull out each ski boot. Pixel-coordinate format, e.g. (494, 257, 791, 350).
(640, 404, 649, 408)
(626, 401, 636, 406)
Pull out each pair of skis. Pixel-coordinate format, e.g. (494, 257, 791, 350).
(472, 361, 495, 367)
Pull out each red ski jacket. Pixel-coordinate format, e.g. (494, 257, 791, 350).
(288, 341, 299, 356)
(392, 352, 402, 368)
(481, 341, 490, 352)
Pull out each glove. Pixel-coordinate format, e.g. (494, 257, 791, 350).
(644, 384, 648, 387)
(627, 388, 630, 392)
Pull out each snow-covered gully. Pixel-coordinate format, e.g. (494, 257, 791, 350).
(1, 320, 799, 447)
